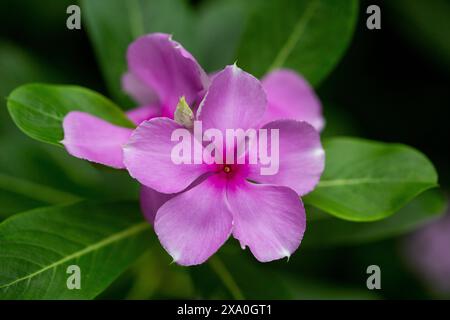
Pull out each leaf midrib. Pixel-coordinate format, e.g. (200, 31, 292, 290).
(0, 221, 150, 289)
(267, 0, 320, 72)
(8, 98, 63, 122)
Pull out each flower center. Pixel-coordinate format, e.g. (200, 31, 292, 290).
(223, 165, 232, 174)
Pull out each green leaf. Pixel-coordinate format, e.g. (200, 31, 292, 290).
(0, 190, 44, 220)
(0, 44, 138, 218)
(0, 41, 62, 133)
(0, 201, 151, 299)
(303, 190, 447, 248)
(0, 44, 138, 217)
(0, 43, 84, 218)
(81, 0, 135, 106)
(0, 131, 140, 220)
(0, 173, 79, 207)
(7, 84, 134, 146)
(304, 137, 438, 221)
(281, 275, 379, 300)
(236, 0, 358, 85)
(194, 0, 246, 72)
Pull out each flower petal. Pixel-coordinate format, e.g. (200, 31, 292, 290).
(197, 64, 267, 134)
(140, 185, 176, 225)
(126, 103, 161, 125)
(154, 176, 233, 266)
(127, 33, 208, 117)
(123, 117, 209, 193)
(227, 181, 306, 262)
(122, 72, 158, 105)
(260, 69, 324, 131)
(62, 111, 132, 169)
(248, 120, 324, 196)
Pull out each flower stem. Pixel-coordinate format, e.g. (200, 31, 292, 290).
(208, 255, 244, 300)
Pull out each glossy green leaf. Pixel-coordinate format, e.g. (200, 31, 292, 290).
(303, 190, 447, 248)
(236, 0, 358, 85)
(304, 137, 438, 221)
(0, 43, 138, 219)
(0, 190, 44, 220)
(0, 201, 151, 299)
(7, 84, 134, 146)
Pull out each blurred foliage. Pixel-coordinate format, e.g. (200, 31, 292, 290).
(387, 0, 450, 72)
(319, 0, 450, 188)
(236, 0, 358, 86)
(190, 243, 380, 299)
(82, 0, 245, 107)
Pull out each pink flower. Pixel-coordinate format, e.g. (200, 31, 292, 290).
(61, 33, 325, 265)
(62, 33, 209, 169)
(123, 64, 325, 265)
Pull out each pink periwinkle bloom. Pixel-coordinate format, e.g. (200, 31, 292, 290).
(123, 64, 325, 265)
(61, 33, 325, 265)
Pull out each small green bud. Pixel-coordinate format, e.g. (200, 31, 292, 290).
(174, 96, 194, 129)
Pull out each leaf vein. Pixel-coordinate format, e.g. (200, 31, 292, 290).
(267, 0, 320, 72)
(0, 222, 150, 289)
